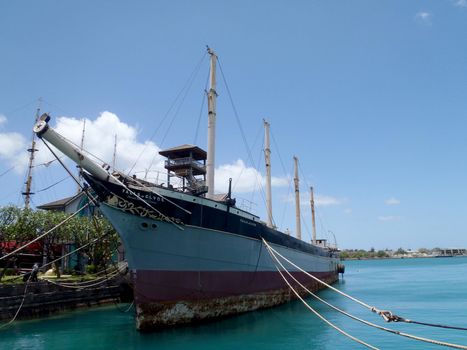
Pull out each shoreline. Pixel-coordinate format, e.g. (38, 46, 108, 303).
(342, 255, 467, 261)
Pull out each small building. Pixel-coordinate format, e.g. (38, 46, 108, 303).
(37, 191, 98, 217)
(436, 248, 466, 257)
(37, 191, 122, 273)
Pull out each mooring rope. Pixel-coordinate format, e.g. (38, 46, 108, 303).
(262, 239, 467, 332)
(0, 203, 90, 262)
(43, 266, 126, 289)
(0, 276, 32, 330)
(42, 263, 126, 288)
(265, 241, 467, 350)
(272, 262, 378, 348)
(3, 227, 112, 283)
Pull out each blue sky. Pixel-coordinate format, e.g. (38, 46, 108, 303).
(1, 0, 467, 250)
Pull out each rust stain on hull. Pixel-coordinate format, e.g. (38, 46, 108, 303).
(136, 274, 338, 331)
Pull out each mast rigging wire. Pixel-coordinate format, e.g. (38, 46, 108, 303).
(193, 69, 210, 145)
(42, 117, 190, 215)
(0, 166, 15, 178)
(35, 176, 70, 193)
(128, 51, 208, 176)
(270, 129, 295, 231)
(158, 56, 206, 148)
(217, 58, 268, 209)
(3, 99, 38, 117)
(41, 132, 190, 224)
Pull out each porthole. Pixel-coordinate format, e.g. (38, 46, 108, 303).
(151, 223, 158, 229)
(140, 222, 149, 230)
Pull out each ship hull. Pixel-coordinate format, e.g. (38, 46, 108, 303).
(135, 271, 337, 330)
(100, 203, 339, 330)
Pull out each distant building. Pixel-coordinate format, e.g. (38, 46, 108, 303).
(37, 191, 98, 217)
(37, 191, 107, 272)
(435, 248, 466, 257)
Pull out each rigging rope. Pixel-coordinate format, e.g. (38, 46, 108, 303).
(0, 203, 90, 262)
(271, 257, 378, 349)
(1, 230, 113, 285)
(35, 176, 69, 193)
(0, 276, 32, 330)
(265, 240, 467, 349)
(127, 52, 207, 175)
(0, 166, 15, 178)
(44, 130, 190, 215)
(262, 238, 467, 349)
(41, 136, 186, 229)
(40, 139, 95, 201)
(217, 58, 268, 209)
(43, 265, 126, 289)
(270, 129, 294, 231)
(45, 131, 189, 215)
(193, 68, 210, 145)
(0, 264, 126, 329)
(106, 181, 185, 231)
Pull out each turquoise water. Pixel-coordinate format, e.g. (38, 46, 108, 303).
(1, 257, 467, 349)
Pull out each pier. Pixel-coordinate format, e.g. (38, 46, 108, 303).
(0, 275, 132, 322)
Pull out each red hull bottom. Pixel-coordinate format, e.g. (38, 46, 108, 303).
(133, 270, 338, 331)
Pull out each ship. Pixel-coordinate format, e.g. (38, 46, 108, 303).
(32, 48, 341, 331)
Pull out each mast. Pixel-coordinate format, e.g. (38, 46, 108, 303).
(310, 186, 317, 244)
(264, 119, 273, 228)
(77, 119, 86, 193)
(112, 134, 117, 171)
(206, 47, 217, 199)
(23, 99, 41, 209)
(293, 156, 301, 240)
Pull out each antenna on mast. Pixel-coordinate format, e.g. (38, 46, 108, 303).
(23, 98, 42, 209)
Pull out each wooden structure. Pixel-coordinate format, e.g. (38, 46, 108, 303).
(159, 144, 208, 195)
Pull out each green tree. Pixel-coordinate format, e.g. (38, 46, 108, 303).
(395, 248, 406, 255)
(376, 250, 388, 258)
(0, 206, 119, 280)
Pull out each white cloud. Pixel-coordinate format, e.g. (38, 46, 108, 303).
(36, 111, 287, 193)
(0, 131, 28, 172)
(282, 193, 347, 207)
(216, 159, 288, 194)
(52, 111, 166, 178)
(0, 111, 287, 194)
(378, 215, 402, 222)
(315, 195, 347, 207)
(0, 114, 7, 127)
(415, 11, 432, 25)
(454, 0, 466, 7)
(385, 197, 400, 205)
